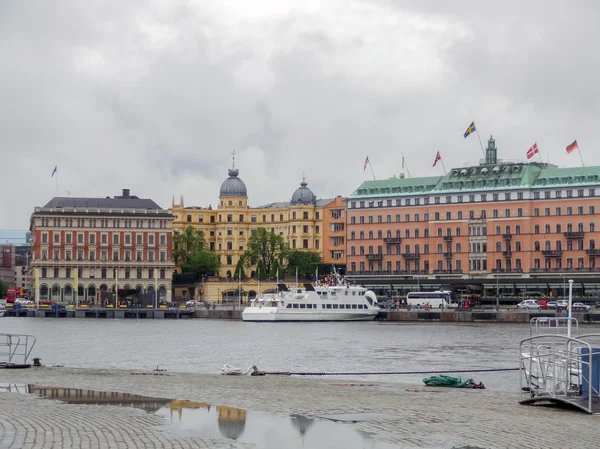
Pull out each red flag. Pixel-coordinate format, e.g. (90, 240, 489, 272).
(432, 151, 441, 167)
(566, 140, 578, 154)
(526, 143, 539, 160)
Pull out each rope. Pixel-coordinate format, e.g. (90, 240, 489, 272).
(261, 367, 519, 376)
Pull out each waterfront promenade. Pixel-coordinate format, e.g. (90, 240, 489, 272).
(0, 366, 598, 449)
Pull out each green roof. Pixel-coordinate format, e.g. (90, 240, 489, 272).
(349, 163, 600, 199)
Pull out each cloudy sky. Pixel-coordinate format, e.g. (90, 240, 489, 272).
(1, 1, 599, 230)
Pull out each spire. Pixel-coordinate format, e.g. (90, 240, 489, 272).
(231, 149, 236, 169)
(485, 135, 497, 165)
(180, 194, 184, 207)
(172, 195, 175, 207)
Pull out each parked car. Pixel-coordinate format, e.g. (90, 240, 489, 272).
(546, 301, 557, 309)
(15, 298, 34, 306)
(186, 300, 202, 307)
(572, 302, 592, 311)
(517, 300, 540, 310)
(556, 299, 569, 308)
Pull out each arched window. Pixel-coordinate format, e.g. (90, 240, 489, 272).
(456, 227, 461, 237)
(534, 241, 540, 251)
(456, 243, 462, 253)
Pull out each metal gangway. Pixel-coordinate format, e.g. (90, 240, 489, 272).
(0, 333, 37, 368)
(520, 317, 600, 414)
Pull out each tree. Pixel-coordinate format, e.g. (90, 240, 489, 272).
(242, 228, 288, 277)
(173, 226, 206, 267)
(182, 251, 220, 276)
(233, 259, 246, 279)
(174, 226, 220, 275)
(0, 279, 7, 298)
(286, 250, 322, 278)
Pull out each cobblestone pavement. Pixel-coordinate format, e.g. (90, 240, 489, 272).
(0, 367, 598, 448)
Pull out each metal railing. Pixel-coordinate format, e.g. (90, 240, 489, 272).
(0, 333, 37, 366)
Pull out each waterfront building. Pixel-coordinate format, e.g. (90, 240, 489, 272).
(346, 136, 600, 297)
(170, 157, 335, 278)
(321, 196, 347, 265)
(29, 189, 175, 304)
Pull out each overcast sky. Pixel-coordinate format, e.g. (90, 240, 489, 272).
(1, 1, 599, 230)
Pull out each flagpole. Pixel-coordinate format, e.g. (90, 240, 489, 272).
(475, 129, 486, 158)
(401, 153, 411, 178)
(440, 158, 447, 175)
(537, 146, 543, 164)
(578, 146, 585, 167)
(368, 160, 376, 181)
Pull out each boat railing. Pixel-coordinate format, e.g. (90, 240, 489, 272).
(529, 317, 578, 337)
(0, 333, 37, 366)
(520, 333, 600, 414)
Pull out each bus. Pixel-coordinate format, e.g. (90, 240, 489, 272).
(406, 291, 458, 309)
(5, 289, 18, 304)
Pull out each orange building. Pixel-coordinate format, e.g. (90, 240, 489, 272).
(321, 196, 347, 265)
(346, 136, 600, 298)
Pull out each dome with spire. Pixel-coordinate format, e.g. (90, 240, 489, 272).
(290, 177, 316, 205)
(219, 168, 247, 197)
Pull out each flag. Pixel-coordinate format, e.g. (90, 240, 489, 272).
(432, 151, 441, 167)
(51, 165, 57, 177)
(566, 140, 578, 154)
(463, 121, 476, 138)
(363, 156, 369, 171)
(526, 143, 539, 160)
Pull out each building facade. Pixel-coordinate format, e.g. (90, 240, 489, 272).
(321, 196, 347, 265)
(0, 244, 16, 290)
(346, 137, 600, 297)
(29, 189, 175, 304)
(171, 161, 335, 277)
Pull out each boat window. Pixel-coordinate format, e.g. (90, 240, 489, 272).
(345, 291, 348, 295)
(286, 304, 292, 308)
(352, 291, 356, 295)
(333, 304, 338, 309)
(326, 304, 332, 309)
(322, 304, 326, 309)
(331, 292, 337, 297)
(352, 304, 358, 309)
(306, 304, 312, 309)
(346, 304, 351, 309)
(293, 304, 299, 308)
(300, 304, 306, 309)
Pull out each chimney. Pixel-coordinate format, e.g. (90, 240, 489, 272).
(122, 189, 130, 198)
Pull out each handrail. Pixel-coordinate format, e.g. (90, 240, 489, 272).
(0, 333, 37, 365)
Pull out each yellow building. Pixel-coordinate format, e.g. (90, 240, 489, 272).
(171, 159, 334, 277)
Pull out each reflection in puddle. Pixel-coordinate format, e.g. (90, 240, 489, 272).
(1, 384, 401, 448)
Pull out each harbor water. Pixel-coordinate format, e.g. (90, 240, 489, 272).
(4, 318, 600, 390)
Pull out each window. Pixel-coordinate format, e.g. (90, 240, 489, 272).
(113, 234, 119, 244)
(493, 209, 498, 218)
(556, 207, 562, 216)
(534, 208, 539, 217)
(89, 234, 96, 244)
(590, 206, 595, 214)
(556, 224, 561, 233)
(113, 251, 119, 261)
(517, 208, 523, 217)
(54, 233, 60, 243)
(515, 225, 521, 235)
(545, 208, 550, 216)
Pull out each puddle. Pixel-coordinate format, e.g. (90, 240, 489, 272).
(1, 383, 402, 448)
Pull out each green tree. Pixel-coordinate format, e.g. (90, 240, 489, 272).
(173, 226, 206, 267)
(233, 259, 246, 279)
(242, 228, 288, 277)
(286, 250, 322, 278)
(0, 279, 7, 298)
(182, 251, 220, 276)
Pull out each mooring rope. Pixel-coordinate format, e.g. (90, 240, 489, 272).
(260, 367, 519, 376)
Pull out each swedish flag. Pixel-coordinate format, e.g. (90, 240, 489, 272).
(464, 121, 476, 138)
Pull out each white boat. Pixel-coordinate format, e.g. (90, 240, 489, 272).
(242, 271, 379, 322)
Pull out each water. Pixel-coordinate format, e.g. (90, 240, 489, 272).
(4, 317, 590, 390)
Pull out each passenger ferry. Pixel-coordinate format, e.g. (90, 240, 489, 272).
(242, 275, 379, 322)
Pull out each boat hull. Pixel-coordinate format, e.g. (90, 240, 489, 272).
(242, 307, 378, 322)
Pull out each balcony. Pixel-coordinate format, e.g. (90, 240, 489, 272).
(443, 252, 452, 258)
(564, 231, 585, 239)
(502, 233, 512, 240)
(383, 237, 401, 244)
(542, 250, 563, 257)
(586, 249, 600, 255)
(443, 235, 453, 242)
(402, 252, 420, 259)
(502, 250, 512, 258)
(432, 269, 463, 274)
(491, 268, 523, 274)
(365, 253, 383, 260)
